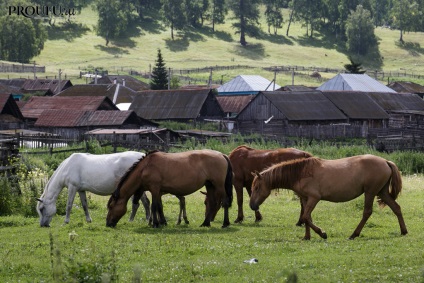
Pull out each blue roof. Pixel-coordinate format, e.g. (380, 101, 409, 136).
(217, 75, 281, 94)
(317, 74, 396, 93)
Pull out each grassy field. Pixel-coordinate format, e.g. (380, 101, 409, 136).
(0, 161, 423, 282)
(2, 6, 424, 87)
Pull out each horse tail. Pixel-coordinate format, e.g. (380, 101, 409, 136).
(378, 161, 403, 207)
(223, 154, 233, 208)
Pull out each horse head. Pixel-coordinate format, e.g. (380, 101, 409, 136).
(106, 194, 127, 228)
(36, 198, 56, 227)
(249, 171, 271, 211)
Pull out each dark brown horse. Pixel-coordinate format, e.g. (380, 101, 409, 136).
(250, 154, 408, 240)
(229, 145, 312, 223)
(106, 149, 233, 228)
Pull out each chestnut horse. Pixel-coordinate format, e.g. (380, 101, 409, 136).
(250, 154, 408, 240)
(229, 145, 312, 223)
(106, 149, 233, 228)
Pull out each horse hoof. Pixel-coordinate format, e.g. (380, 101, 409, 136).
(302, 237, 311, 241)
(322, 232, 328, 239)
(234, 217, 243, 223)
(184, 220, 190, 224)
(255, 218, 262, 223)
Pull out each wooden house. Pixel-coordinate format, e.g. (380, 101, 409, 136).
(56, 84, 137, 104)
(236, 91, 347, 137)
(366, 92, 424, 128)
(130, 89, 224, 122)
(0, 94, 24, 130)
(321, 91, 389, 128)
(388, 81, 424, 98)
(0, 78, 72, 96)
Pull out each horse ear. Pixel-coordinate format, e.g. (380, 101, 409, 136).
(200, 191, 207, 195)
(251, 171, 262, 179)
(35, 198, 43, 203)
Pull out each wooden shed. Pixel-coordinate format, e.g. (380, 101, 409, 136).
(236, 91, 347, 136)
(0, 93, 24, 130)
(130, 89, 224, 122)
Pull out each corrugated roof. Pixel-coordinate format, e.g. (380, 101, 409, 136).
(216, 95, 254, 113)
(56, 84, 136, 104)
(261, 91, 347, 121)
(0, 93, 24, 120)
(317, 74, 396, 93)
(130, 89, 214, 119)
(34, 110, 136, 127)
(388, 81, 424, 94)
(92, 75, 149, 91)
(21, 96, 118, 119)
(366, 92, 424, 111)
(322, 91, 389, 119)
(217, 75, 281, 94)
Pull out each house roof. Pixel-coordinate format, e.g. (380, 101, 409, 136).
(0, 93, 24, 121)
(21, 96, 118, 119)
(130, 89, 219, 120)
(366, 92, 424, 111)
(322, 91, 389, 119)
(259, 91, 347, 121)
(388, 81, 424, 94)
(56, 84, 137, 104)
(91, 75, 149, 91)
(217, 75, 281, 94)
(216, 95, 254, 114)
(0, 79, 72, 95)
(317, 74, 396, 93)
(34, 110, 141, 127)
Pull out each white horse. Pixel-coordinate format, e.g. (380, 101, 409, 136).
(36, 151, 150, 227)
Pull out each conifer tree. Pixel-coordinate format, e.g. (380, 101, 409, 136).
(150, 49, 168, 90)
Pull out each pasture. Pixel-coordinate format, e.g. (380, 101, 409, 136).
(0, 172, 423, 282)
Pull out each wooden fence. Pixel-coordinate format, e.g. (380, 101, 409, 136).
(0, 62, 45, 73)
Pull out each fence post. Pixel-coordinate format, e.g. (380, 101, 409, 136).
(113, 131, 117, 153)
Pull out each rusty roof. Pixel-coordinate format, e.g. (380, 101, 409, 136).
(21, 96, 118, 119)
(388, 81, 424, 94)
(0, 79, 71, 95)
(0, 93, 24, 120)
(216, 95, 254, 114)
(366, 92, 424, 111)
(34, 110, 139, 127)
(130, 89, 220, 119)
(260, 91, 347, 121)
(322, 91, 389, 119)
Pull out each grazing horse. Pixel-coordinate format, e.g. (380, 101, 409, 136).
(36, 151, 150, 227)
(250, 154, 408, 240)
(229, 145, 312, 223)
(106, 149, 233, 228)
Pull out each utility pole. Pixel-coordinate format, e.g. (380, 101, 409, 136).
(33, 61, 36, 79)
(58, 69, 62, 94)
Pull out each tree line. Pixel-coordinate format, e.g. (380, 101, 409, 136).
(1, 0, 424, 63)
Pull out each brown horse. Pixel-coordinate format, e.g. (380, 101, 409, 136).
(106, 149, 233, 228)
(229, 145, 312, 223)
(250, 154, 408, 240)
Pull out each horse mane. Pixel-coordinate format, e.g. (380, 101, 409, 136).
(111, 154, 146, 199)
(261, 157, 322, 189)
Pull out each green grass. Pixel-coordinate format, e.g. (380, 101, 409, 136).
(2, 7, 424, 87)
(0, 175, 423, 282)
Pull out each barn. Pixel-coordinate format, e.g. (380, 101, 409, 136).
(130, 89, 224, 122)
(56, 84, 137, 104)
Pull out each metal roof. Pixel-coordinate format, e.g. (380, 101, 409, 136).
(20, 96, 118, 119)
(366, 92, 424, 111)
(217, 75, 281, 94)
(216, 95, 254, 114)
(130, 89, 219, 120)
(322, 91, 389, 119)
(34, 110, 138, 127)
(388, 81, 424, 94)
(317, 74, 396, 93)
(261, 91, 347, 121)
(91, 75, 149, 91)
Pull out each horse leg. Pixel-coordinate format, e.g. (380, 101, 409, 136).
(200, 191, 213, 227)
(247, 185, 263, 222)
(234, 182, 245, 223)
(296, 196, 305, 226)
(64, 186, 78, 224)
(222, 201, 230, 228)
(77, 191, 92, 223)
(176, 196, 189, 225)
(129, 189, 142, 222)
(150, 190, 161, 228)
(157, 197, 167, 226)
(301, 197, 327, 240)
(349, 193, 375, 240)
(141, 192, 151, 221)
(377, 191, 408, 236)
